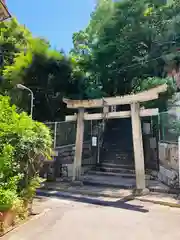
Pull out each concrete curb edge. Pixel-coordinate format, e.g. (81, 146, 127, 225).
(37, 188, 126, 199)
(135, 197, 180, 208)
(37, 188, 180, 208)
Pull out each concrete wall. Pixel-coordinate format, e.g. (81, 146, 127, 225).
(158, 142, 179, 186)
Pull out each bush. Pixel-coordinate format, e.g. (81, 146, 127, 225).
(0, 189, 18, 212)
(0, 96, 52, 212)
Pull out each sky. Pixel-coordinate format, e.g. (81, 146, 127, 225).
(6, 0, 95, 53)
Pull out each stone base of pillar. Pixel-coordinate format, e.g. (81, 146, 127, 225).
(72, 165, 82, 181)
(133, 188, 150, 196)
(71, 180, 84, 187)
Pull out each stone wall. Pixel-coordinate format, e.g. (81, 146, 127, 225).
(158, 142, 179, 186)
(52, 141, 96, 177)
(55, 141, 95, 164)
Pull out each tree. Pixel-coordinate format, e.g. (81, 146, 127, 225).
(0, 18, 87, 121)
(70, 0, 180, 109)
(70, 0, 115, 99)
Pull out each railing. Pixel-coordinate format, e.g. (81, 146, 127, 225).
(42, 120, 104, 179)
(45, 120, 101, 148)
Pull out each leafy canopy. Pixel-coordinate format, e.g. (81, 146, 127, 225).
(70, 0, 180, 110)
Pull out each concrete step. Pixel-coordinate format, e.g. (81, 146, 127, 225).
(82, 176, 136, 189)
(87, 171, 152, 180)
(95, 166, 135, 174)
(81, 174, 166, 190)
(101, 148, 132, 153)
(100, 163, 135, 169)
(101, 158, 133, 163)
(102, 147, 133, 152)
(100, 160, 134, 166)
(100, 152, 133, 159)
(101, 154, 133, 160)
(95, 163, 135, 174)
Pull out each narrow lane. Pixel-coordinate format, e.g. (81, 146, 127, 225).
(3, 196, 180, 240)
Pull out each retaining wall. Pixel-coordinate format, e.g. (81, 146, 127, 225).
(41, 141, 96, 178)
(158, 142, 179, 186)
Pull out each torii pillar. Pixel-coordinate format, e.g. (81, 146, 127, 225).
(131, 102, 146, 192)
(72, 108, 84, 181)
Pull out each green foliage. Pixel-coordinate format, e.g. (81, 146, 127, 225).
(1, 1, 180, 121)
(133, 77, 176, 109)
(20, 176, 43, 203)
(0, 18, 87, 121)
(167, 116, 180, 140)
(0, 96, 52, 211)
(70, 0, 180, 106)
(0, 189, 18, 211)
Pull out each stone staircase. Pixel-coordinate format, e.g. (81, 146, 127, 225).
(84, 118, 139, 186)
(83, 117, 156, 188)
(97, 118, 135, 172)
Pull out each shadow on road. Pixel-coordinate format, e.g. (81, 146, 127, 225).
(37, 191, 149, 213)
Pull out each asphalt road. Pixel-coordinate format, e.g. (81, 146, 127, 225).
(3, 195, 180, 240)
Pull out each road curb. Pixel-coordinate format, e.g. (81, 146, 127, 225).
(82, 181, 180, 194)
(0, 208, 51, 237)
(37, 188, 180, 208)
(135, 197, 180, 208)
(37, 188, 128, 199)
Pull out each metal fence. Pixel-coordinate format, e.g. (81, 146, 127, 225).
(159, 110, 180, 143)
(45, 120, 102, 148)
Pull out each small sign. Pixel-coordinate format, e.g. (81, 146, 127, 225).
(111, 105, 116, 112)
(143, 123, 151, 134)
(150, 137, 156, 149)
(92, 136, 97, 147)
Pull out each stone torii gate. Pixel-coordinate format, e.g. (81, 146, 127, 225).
(63, 84, 167, 191)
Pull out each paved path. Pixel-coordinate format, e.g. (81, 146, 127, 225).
(3, 195, 180, 240)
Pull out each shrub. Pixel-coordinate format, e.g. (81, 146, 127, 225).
(0, 96, 52, 211)
(0, 189, 18, 212)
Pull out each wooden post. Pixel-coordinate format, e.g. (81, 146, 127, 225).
(131, 102, 146, 191)
(73, 108, 85, 181)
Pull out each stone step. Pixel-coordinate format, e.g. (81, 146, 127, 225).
(100, 163, 134, 168)
(95, 166, 135, 174)
(101, 150, 133, 155)
(81, 176, 168, 192)
(98, 162, 158, 172)
(104, 131, 132, 136)
(101, 160, 134, 165)
(103, 134, 132, 139)
(102, 145, 133, 150)
(101, 149, 133, 154)
(82, 175, 136, 189)
(101, 151, 133, 157)
(101, 156, 133, 161)
(87, 171, 152, 180)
